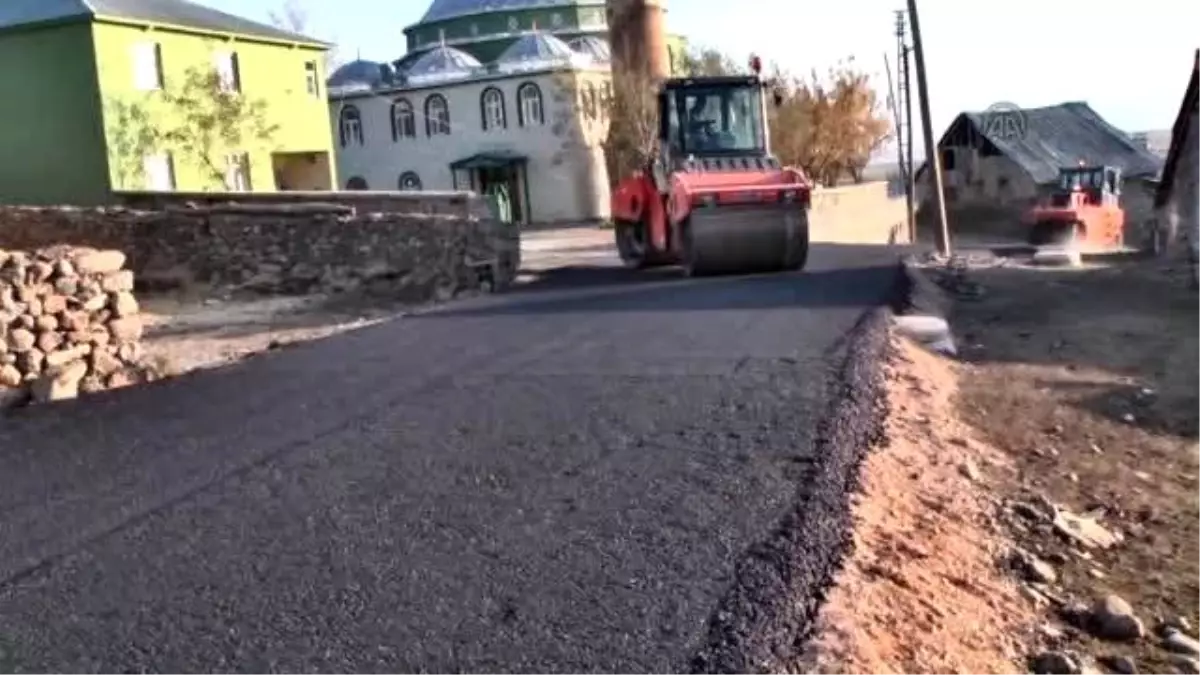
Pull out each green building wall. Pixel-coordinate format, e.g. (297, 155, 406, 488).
(0, 21, 112, 206)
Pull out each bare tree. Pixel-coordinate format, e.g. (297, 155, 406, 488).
(268, 0, 341, 72)
(768, 59, 891, 186)
(675, 46, 744, 77)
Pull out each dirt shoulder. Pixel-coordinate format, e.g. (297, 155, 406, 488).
(805, 335, 1035, 674)
(808, 254, 1199, 674)
(137, 291, 402, 376)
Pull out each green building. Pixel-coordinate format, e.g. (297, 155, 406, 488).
(0, 0, 337, 206)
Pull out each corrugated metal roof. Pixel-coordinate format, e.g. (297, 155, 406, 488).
(972, 102, 1162, 182)
(0, 0, 323, 45)
(921, 102, 1164, 184)
(405, 44, 483, 84)
(568, 35, 610, 61)
(419, 0, 591, 23)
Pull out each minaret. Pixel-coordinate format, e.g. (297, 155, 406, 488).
(605, 0, 669, 82)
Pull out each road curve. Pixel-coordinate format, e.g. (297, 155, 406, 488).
(0, 243, 900, 673)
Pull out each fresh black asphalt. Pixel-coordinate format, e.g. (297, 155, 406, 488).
(0, 243, 901, 673)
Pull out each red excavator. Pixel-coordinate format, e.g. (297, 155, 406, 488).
(1025, 163, 1126, 249)
(610, 57, 813, 276)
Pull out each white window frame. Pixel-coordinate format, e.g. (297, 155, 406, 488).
(142, 152, 175, 190)
(341, 113, 363, 145)
(213, 51, 241, 93)
(518, 83, 543, 127)
(482, 88, 504, 131)
(426, 95, 450, 136)
(132, 42, 163, 91)
(224, 153, 252, 192)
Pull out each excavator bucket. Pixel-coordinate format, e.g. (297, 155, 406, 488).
(683, 203, 809, 276)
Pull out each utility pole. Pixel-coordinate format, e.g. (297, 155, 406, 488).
(892, 11, 916, 243)
(906, 0, 951, 256)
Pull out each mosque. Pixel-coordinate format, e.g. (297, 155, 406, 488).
(326, 0, 684, 225)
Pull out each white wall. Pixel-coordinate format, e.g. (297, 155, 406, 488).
(329, 68, 612, 223)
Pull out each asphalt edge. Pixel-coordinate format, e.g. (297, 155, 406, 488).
(688, 304, 892, 674)
(688, 258, 957, 673)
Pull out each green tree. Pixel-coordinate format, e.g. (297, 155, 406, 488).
(102, 63, 279, 191)
(158, 66, 279, 189)
(103, 96, 160, 189)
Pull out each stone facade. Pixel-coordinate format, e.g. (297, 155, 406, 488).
(0, 204, 521, 298)
(332, 67, 612, 225)
(113, 189, 490, 218)
(1, 246, 153, 407)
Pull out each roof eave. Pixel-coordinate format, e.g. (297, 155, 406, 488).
(92, 14, 331, 50)
(0, 13, 92, 37)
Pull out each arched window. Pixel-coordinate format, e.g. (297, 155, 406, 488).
(345, 176, 368, 190)
(480, 86, 506, 131)
(425, 94, 450, 136)
(582, 82, 598, 119)
(398, 171, 422, 191)
(339, 105, 363, 146)
(391, 98, 416, 140)
(517, 82, 544, 127)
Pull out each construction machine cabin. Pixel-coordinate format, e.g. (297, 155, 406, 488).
(609, 63, 813, 276)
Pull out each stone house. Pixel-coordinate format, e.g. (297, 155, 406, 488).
(915, 102, 1163, 242)
(0, 0, 336, 205)
(1154, 49, 1199, 271)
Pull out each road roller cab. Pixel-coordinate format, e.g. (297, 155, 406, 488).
(1025, 164, 1126, 249)
(611, 58, 814, 276)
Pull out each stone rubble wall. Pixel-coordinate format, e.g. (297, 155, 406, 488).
(1, 247, 151, 407)
(0, 204, 521, 297)
(112, 190, 490, 220)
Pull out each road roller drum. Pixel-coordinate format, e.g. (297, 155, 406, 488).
(682, 205, 809, 276)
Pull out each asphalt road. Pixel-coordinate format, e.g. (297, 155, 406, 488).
(0, 243, 900, 673)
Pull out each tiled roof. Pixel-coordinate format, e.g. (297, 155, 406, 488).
(0, 0, 324, 45)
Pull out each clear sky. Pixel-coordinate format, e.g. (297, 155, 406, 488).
(207, 0, 1197, 156)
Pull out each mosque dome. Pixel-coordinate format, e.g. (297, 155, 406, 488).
(494, 30, 590, 73)
(419, 0, 584, 23)
(567, 35, 610, 62)
(404, 44, 484, 84)
(327, 59, 391, 93)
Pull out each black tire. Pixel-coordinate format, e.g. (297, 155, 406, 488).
(615, 219, 650, 269)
